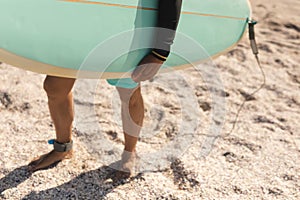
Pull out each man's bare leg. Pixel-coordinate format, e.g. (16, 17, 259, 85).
(28, 76, 75, 172)
(117, 86, 144, 174)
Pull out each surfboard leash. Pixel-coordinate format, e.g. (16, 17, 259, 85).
(224, 19, 266, 137)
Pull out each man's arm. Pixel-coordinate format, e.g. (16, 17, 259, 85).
(152, 0, 183, 61)
(132, 0, 182, 82)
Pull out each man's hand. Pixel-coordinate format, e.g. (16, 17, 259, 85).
(131, 53, 164, 82)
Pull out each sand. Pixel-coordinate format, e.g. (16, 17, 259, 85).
(0, 0, 299, 199)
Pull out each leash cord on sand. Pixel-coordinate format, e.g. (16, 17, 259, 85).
(225, 19, 266, 137)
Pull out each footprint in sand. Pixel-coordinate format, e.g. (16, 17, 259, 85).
(0, 91, 13, 109)
(227, 49, 246, 62)
(284, 23, 300, 33)
(258, 43, 273, 53)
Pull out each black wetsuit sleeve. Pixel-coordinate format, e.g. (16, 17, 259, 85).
(152, 0, 182, 61)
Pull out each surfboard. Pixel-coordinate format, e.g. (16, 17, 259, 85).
(0, 0, 251, 79)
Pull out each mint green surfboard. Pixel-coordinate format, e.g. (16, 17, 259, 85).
(0, 0, 251, 79)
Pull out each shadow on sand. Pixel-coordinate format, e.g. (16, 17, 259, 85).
(0, 157, 200, 199)
(0, 161, 146, 199)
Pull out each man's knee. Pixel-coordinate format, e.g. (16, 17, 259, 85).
(43, 76, 74, 99)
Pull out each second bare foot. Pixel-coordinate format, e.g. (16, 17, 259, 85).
(28, 150, 73, 172)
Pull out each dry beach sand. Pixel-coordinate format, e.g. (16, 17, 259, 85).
(0, 0, 299, 199)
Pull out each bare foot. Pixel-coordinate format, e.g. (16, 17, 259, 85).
(28, 150, 73, 172)
(113, 150, 137, 179)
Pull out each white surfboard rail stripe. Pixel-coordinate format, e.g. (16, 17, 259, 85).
(0, 36, 242, 79)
